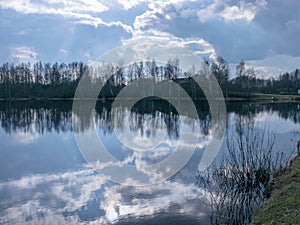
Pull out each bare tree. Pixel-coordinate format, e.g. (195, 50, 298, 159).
(198, 115, 289, 225)
(211, 57, 229, 98)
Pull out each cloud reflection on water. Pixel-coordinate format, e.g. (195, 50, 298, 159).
(0, 164, 210, 224)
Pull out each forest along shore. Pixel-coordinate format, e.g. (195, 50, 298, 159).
(1, 93, 300, 102)
(1, 60, 300, 100)
(251, 152, 300, 225)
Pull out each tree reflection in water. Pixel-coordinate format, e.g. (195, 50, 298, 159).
(0, 100, 299, 224)
(0, 99, 207, 139)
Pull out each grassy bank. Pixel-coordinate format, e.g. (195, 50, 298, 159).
(251, 152, 300, 225)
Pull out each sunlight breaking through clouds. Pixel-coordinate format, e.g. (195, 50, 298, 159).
(1, 0, 300, 76)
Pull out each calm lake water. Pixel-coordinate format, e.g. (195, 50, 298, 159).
(0, 100, 299, 225)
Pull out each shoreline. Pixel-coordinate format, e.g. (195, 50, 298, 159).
(0, 94, 300, 102)
(251, 152, 300, 224)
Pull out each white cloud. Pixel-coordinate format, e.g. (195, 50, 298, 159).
(197, 0, 225, 23)
(131, 0, 265, 63)
(248, 54, 300, 77)
(133, 0, 188, 32)
(59, 48, 68, 55)
(125, 31, 217, 61)
(221, 4, 256, 22)
(129, 1, 218, 60)
(14, 131, 40, 144)
(180, 7, 198, 19)
(198, 0, 267, 22)
(126, 0, 300, 76)
(1, 0, 299, 76)
(71, 13, 133, 33)
(255, 0, 268, 9)
(0, 0, 108, 14)
(0, 0, 133, 33)
(285, 19, 300, 33)
(11, 46, 38, 62)
(117, 0, 148, 10)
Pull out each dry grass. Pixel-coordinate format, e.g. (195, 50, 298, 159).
(251, 152, 300, 225)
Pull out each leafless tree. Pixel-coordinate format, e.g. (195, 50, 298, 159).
(198, 115, 290, 225)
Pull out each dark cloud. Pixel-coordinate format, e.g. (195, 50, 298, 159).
(254, 0, 300, 56)
(0, 0, 300, 73)
(133, 0, 300, 63)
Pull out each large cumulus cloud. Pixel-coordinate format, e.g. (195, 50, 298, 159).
(0, 0, 299, 75)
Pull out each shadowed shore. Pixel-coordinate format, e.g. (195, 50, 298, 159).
(1, 92, 300, 102)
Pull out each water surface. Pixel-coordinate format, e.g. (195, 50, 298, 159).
(0, 100, 299, 224)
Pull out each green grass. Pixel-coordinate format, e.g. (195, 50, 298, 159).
(251, 153, 300, 225)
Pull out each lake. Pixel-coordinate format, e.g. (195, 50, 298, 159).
(0, 100, 299, 225)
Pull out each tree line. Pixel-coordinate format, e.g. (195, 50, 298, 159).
(231, 60, 300, 96)
(0, 58, 299, 99)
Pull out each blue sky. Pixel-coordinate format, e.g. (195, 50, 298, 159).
(0, 0, 300, 77)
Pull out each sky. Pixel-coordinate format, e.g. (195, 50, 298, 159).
(0, 0, 300, 78)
